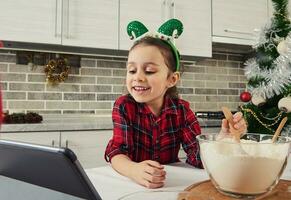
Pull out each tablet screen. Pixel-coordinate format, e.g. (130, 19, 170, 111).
(0, 140, 101, 200)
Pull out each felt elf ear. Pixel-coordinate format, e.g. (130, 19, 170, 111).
(158, 19, 183, 71)
(157, 19, 183, 41)
(127, 21, 149, 40)
(126, 18, 183, 72)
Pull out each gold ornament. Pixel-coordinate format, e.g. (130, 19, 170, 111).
(44, 58, 70, 85)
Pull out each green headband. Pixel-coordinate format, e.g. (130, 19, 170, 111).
(127, 19, 183, 71)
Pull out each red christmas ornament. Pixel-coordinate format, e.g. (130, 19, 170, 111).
(240, 91, 251, 102)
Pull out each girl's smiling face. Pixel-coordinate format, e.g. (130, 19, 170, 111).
(126, 44, 179, 114)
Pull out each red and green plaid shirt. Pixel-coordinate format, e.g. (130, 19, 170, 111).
(105, 94, 203, 168)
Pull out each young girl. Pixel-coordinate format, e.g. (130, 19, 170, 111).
(105, 23, 247, 189)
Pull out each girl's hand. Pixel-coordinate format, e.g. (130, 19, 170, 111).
(219, 112, 247, 138)
(130, 160, 166, 189)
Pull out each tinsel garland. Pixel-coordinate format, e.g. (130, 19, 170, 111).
(244, 32, 291, 99)
(282, 124, 291, 136)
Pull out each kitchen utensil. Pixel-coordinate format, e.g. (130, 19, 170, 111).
(221, 106, 242, 142)
(272, 117, 288, 143)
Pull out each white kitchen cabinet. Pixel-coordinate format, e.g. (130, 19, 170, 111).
(119, 0, 165, 51)
(212, 0, 268, 45)
(0, 0, 118, 49)
(62, 0, 119, 49)
(173, 0, 211, 57)
(119, 0, 212, 57)
(61, 130, 112, 169)
(0, 0, 62, 44)
(0, 131, 60, 147)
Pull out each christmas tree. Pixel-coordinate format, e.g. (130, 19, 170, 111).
(241, 0, 291, 135)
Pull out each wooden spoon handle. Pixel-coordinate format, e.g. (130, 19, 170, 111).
(221, 106, 234, 126)
(272, 117, 288, 143)
(221, 106, 240, 142)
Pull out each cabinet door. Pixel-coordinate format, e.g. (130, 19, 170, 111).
(173, 0, 211, 57)
(0, 0, 62, 44)
(212, 0, 268, 45)
(0, 132, 60, 147)
(119, 0, 165, 50)
(61, 130, 112, 169)
(61, 0, 119, 49)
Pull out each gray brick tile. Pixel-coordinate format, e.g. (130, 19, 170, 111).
(28, 92, 62, 100)
(81, 85, 112, 93)
(81, 59, 96, 67)
(46, 101, 80, 109)
(1, 73, 26, 82)
(0, 64, 8, 72)
(64, 93, 95, 101)
(81, 68, 112, 76)
(97, 60, 125, 69)
(3, 91, 26, 100)
(97, 93, 121, 101)
(9, 83, 45, 91)
(218, 89, 239, 95)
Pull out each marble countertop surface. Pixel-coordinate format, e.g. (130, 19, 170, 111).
(0, 115, 221, 133)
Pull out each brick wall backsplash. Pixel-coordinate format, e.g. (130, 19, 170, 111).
(0, 50, 248, 115)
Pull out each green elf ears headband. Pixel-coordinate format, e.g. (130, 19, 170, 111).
(127, 19, 183, 72)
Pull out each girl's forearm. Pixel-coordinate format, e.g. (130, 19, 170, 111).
(111, 154, 136, 179)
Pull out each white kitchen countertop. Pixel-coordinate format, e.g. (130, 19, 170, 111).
(0, 115, 221, 132)
(87, 157, 291, 200)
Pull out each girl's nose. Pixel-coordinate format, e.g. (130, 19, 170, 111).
(134, 70, 146, 82)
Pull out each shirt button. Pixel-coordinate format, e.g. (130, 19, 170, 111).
(156, 139, 159, 144)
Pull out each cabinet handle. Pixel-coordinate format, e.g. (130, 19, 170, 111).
(65, 140, 69, 148)
(170, 0, 174, 18)
(224, 29, 255, 35)
(66, 0, 70, 39)
(161, 0, 165, 21)
(55, 0, 58, 37)
(52, 140, 55, 147)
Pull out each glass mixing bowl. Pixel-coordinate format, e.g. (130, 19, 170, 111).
(197, 133, 291, 199)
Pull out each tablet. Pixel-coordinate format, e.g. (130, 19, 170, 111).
(0, 139, 102, 200)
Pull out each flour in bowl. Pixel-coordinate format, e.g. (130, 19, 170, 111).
(200, 138, 289, 194)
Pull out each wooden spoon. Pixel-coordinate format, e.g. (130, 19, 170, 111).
(272, 117, 288, 143)
(221, 106, 241, 143)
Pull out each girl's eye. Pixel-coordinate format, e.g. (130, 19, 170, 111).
(145, 71, 155, 75)
(128, 69, 136, 74)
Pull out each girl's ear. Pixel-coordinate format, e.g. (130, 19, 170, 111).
(167, 72, 180, 88)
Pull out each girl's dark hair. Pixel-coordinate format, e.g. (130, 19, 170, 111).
(130, 36, 182, 98)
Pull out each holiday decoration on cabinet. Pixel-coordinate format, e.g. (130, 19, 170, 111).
(241, 0, 291, 135)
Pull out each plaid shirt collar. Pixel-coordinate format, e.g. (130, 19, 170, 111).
(131, 95, 178, 116)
